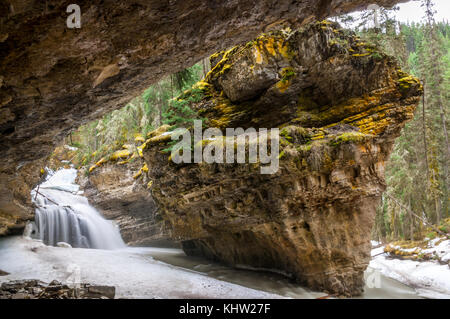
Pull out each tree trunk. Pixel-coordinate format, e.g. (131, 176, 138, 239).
(421, 82, 430, 181)
(409, 196, 414, 240)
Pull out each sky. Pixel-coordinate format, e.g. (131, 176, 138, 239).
(394, 0, 450, 23)
(345, 0, 450, 28)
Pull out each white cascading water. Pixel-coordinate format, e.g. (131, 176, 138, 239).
(30, 168, 125, 249)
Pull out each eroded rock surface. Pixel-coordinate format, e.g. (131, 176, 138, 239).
(0, 0, 406, 235)
(142, 22, 422, 296)
(78, 159, 175, 247)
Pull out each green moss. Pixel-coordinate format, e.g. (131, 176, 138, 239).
(280, 67, 295, 81)
(296, 144, 312, 152)
(280, 128, 293, 141)
(275, 67, 296, 93)
(426, 232, 437, 240)
(371, 52, 383, 60)
(329, 131, 370, 146)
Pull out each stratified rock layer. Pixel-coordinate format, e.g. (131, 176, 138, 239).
(143, 22, 422, 296)
(0, 0, 406, 235)
(78, 160, 175, 247)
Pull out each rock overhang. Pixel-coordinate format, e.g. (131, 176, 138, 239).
(141, 20, 422, 296)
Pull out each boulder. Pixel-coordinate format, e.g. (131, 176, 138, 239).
(143, 22, 422, 296)
(56, 242, 72, 248)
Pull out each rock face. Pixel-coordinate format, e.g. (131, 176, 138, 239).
(0, 0, 406, 235)
(143, 22, 422, 296)
(0, 280, 115, 299)
(0, 158, 46, 236)
(78, 160, 174, 247)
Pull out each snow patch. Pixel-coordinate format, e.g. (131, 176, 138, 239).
(370, 241, 450, 298)
(0, 237, 285, 299)
(64, 145, 78, 151)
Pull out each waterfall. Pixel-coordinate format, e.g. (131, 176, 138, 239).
(30, 168, 126, 249)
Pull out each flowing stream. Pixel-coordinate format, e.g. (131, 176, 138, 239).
(0, 168, 423, 298)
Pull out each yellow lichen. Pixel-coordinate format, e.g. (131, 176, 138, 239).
(117, 159, 130, 165)
(397, 75, 421, 90)
(276, 79, 291, 93)
(352, 52, 371, 57)
(205, 46, 240, 82)
(254, 46, 264, 64)
(137, 145, 144, 158)
(134, 134, 145, 143)
(146, 132, 173, 146)
(88, 157, 107, 173)
(311, 133, 326, 140)
(133, 170, 142, 179)
(146, 124, 172, 139)
(276, 67, 295, 93)
(110, 149, 131, 161)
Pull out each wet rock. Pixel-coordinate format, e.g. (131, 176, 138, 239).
(0, 269, 9, 276)
(0, 280, 115, 299)
(56, 242, 72, 248)
(84, 285, 115, 299)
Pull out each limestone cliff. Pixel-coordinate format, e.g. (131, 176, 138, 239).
(142, 22, 422, 296)
(78, 159, 175, 247)
(0, 0, 407, 235)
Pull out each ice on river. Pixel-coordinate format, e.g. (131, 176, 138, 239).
(0, 236, 424, 299)
(370, 240, 450, 299)
(0, 236, 284, 299)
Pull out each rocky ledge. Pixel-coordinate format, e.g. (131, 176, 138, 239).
(142, 21, 422, 296)
(78, 156, 175, 247)
(0, 280, 115, 299)
(0, 0, 406, 237)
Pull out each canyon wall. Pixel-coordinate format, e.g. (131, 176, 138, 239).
(78, 160, 175, 247)
(0, 0, 406, 235)
(142, 21, 422, 296)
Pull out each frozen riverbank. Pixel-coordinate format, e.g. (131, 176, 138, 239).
(0, 236, 423, 299)
(370, 239, 450, 299)
(0, 236, 283, 299)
